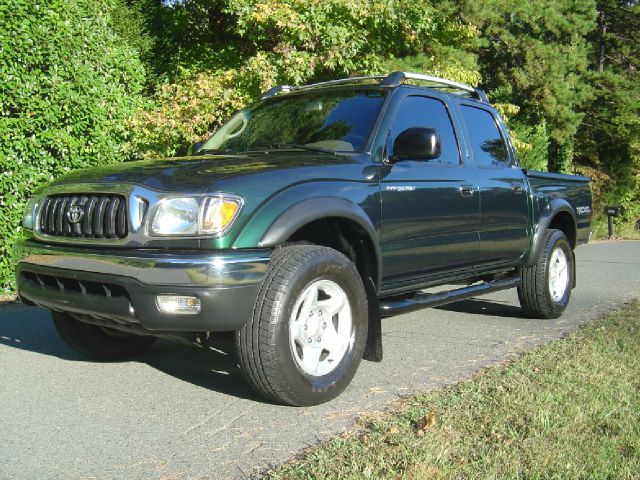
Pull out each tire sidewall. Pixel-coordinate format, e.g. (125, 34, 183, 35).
(270, 250, 368, 405)
(544, 232, 573, 316)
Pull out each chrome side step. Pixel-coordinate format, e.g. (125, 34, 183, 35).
(379, 276, 522, 317)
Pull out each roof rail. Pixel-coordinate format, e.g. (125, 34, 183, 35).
(260, 71, 488, 102)
(260, 75, 385, 100)
(297, 75, 386, 91)
(382, 71, 488, 102)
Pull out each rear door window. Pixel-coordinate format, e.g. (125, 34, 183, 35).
(460, 105, 509, 167)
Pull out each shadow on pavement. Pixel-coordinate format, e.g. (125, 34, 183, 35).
(1, 298, 525, 400)
(0, 303, 264, 402)
(436, 298, 527, 318)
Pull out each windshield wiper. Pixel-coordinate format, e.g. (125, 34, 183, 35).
(234, 144, 337, 154)
(195, 148, 236, 155)
(270, 143, 337, 154)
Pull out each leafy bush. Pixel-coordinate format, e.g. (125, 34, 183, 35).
(0, 0, 146, 291)
(127, 70, 250, 158)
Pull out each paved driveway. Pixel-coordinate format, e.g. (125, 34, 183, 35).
(1, 241, 639, 479)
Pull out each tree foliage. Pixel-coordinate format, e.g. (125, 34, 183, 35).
(0, 0, 146, 290)
(576, 0, 640, 220)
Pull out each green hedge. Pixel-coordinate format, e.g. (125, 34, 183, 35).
(0, 0, 146, 291)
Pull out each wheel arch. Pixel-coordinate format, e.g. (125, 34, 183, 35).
(258, 197, 382, 290)
(527, 198, 577, 267)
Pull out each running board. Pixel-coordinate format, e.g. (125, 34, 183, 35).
(379, 276, 521, 317)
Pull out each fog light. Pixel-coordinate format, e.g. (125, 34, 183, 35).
(156, 295, 201, 315)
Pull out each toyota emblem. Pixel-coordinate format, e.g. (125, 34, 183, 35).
(66, 205, 84, 224)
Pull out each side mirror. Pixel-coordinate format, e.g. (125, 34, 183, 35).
(391, 127, 441, 162)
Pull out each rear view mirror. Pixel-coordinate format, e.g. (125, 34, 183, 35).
(391, 127, 441, 162)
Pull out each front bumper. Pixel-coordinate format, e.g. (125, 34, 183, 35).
(14, 239, 271, 332)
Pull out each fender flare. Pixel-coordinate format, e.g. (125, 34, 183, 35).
(258, 196, 382, 289)
(527, 198, 577, 267)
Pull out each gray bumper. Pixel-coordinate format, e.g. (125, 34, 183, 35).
(14, 239, 271, 332)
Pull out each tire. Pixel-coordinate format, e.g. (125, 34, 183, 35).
(236, 245, 368, 406)
(52, 311, 156, 361)
(518, 229, 573, 319)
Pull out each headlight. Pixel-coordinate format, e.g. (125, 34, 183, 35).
(22, 197, 39, 230)
(151, 197, 200, 235)
(149, 195, 243, 236)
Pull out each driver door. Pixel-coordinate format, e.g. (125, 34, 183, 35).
(379, 94, 480, 284)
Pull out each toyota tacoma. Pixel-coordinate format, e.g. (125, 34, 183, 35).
(14, 72, 592, 406)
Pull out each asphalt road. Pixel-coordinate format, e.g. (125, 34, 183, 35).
(1, 241, 639, 480)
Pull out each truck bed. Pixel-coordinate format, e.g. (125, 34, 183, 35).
(525, 169, 592, 246)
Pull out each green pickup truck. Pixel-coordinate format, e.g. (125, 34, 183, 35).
(15, 72, 592, 406)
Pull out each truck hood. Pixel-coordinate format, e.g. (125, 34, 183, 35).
(50, 152, 361, 193)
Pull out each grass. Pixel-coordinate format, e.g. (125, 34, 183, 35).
(267, 300, 640, 480)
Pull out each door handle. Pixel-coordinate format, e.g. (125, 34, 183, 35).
(460, 185, 475, 197)
(511, 183, 524, 194)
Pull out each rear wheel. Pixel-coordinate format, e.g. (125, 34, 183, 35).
(236, 245, 368, 406)
(52, 311, 156, 360)
(518, 229, 573, 319)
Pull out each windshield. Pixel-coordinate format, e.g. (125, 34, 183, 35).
(201, 89, 387, 153)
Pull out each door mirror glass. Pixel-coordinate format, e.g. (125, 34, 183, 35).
(391, 127, 441, 162)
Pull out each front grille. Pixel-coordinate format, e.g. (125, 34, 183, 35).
(38, 194, 128, 239)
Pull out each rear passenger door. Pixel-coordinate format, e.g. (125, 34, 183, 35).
(457, 103, 530, 266)
(379, 93, 480, 283)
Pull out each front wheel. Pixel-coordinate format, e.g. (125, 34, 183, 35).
(236, 245, 368, 406)
(518, 229, 574, 319)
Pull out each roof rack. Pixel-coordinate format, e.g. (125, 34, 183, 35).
(260, 75, 385, 100)
(382, 72, 488, 103)
(260, 85, 293, 99)
(260, 71, 488, 103)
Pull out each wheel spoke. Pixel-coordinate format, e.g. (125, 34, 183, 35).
(298, 284, 318, 321)
(292, 327, 307, 347)
(301, 345, 323, 374)
(321, 320, 342, 352)
(316, 294, 345, 317)
(290, 313, 308, 343)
